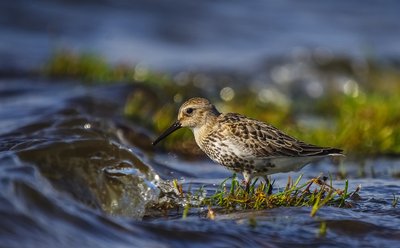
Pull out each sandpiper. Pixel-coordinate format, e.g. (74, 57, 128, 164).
(153, 97, 343, 185)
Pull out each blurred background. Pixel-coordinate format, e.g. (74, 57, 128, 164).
(1, 1, 400, 247)
(2, 0, 400, 70)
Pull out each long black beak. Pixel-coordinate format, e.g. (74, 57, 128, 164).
(152, 121, 182, 146)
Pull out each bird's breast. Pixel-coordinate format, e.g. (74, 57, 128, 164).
(197, 130, 246, 163)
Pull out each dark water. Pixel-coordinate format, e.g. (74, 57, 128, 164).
(1, 0, 400, 71)
(1, 79, 399, 247)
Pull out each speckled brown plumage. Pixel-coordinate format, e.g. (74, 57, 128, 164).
(153, 97, 343, 183)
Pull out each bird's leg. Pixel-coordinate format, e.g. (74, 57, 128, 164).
(242, 171, 252, 193)
(245, 180, 252, 193)
(263, 176, 274, 195)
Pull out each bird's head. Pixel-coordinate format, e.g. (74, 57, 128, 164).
(152, 97, 220, 145)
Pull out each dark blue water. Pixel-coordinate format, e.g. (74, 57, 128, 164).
(1, 0, 400, 71)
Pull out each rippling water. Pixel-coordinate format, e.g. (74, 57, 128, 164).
(1, 79, 399, 247)
(1, 0, 400, 70)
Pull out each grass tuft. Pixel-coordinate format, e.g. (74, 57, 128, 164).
(164, 174, 359, 218)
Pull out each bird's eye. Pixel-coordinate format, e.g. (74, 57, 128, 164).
(185, 108, 194, 115)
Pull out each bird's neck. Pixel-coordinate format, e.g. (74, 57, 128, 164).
(192, 113, 219, 148)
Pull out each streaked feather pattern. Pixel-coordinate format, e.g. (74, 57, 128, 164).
(153, 97, 344, 182)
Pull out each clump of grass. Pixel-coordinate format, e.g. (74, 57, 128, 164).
(201, 174, 358, 215)
(43, 49, 171, 85)
(299, 92, 400, 156)
(44, 50, 127, 82)
(152, 174, 360, 218)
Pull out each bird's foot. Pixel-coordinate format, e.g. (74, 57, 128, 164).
(241, 179, 251, 193)
(263, 178, 274, 195)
